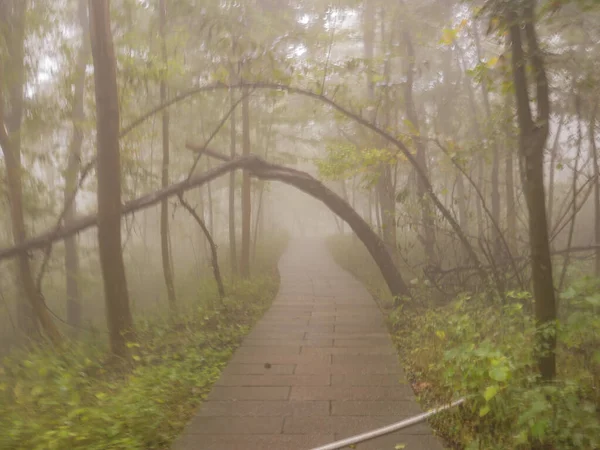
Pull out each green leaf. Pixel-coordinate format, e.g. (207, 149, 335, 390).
(560, 287, 577, 300)
(584, 294, 600, 307)
(395, 445, 407, 449)
(479, 405, 490, 417)
(531, 420, 548, 439)
(484, 385, 499, 401)
(489, 366, 508, 382)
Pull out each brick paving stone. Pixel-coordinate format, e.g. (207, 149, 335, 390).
(334, 338, 392, 347)
(173, 239, 445, 450)
(294, 361, 403, 375)
(290, 386, 414, 401)
(222, 363, 296, 375)
(185, 416, 284, 434)
(196, 400, 330, 417)
(330, 374, 405, 386)
(244, 338, 334, 347)
(216, 374, 330, 387)
(207, 386, 290, 401)
(300, 346, 396, 357)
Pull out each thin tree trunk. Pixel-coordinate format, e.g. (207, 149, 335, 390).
(179, 195, 225, 299)
(456, 173, 468, 234)
(473, 23, 501, 258)
(340, 179, 349, 233)
(503, 44, 517, 256)
(458, 45, 485, 240)
(252, 181, 265, 261)
(89, 0, 134, 359)
(403, 31, 435, 263)
(590, 102, 600, 276)
(64, 0, 89, 328)
(364, 0, 394, 252)
(505, 151, 516, 254)
(198, 188, 208, 257)
(229, 84, 238, 276)
(240, 86, 251, 278)
(159, 0, 176, 312)
(0, 0, 61, 342)
(559, 93, 583, 290)
(508, 2, 556, 380)
(207, 157, 215, 235)
(374, 187, 382, 236)
(547, 114, 565, 231)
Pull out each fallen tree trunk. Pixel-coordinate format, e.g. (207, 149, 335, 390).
(0, 155, 411, 301)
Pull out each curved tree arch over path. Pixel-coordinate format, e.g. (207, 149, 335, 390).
(0, 154, 411, 301)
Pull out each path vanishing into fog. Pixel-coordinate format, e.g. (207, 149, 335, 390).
(174, 239, 444, 450)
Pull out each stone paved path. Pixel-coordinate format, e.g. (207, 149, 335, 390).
(174, 239, 444, 450)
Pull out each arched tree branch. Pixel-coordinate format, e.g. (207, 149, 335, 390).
(0, 155, 412, 302)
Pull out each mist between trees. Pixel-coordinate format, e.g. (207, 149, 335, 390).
(0, 0, 599, 449)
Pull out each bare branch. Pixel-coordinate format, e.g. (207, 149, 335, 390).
(178, 194, 225, 299)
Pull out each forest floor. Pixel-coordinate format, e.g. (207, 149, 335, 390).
(0, 237, 287, 450)
(173, 238, 444, 450)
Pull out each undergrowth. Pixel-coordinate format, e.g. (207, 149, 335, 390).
(0, 237, 287, 450)
(328, 234, 600, 450)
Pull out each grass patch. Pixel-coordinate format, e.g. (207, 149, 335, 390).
(0, 236, 287, 450)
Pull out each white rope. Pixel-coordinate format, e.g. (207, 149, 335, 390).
(309, 398, 466, 450)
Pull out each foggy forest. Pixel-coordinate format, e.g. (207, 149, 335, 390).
(1, 0, 599, 449)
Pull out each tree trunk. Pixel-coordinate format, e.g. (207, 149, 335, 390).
(240, 87, 251, 278)
(559, 93, 583, 290)
(207, 157, 215, 235)
(229, 85, 238, 276)
(377, 167, 396, 254)
(158, 0, 176, 312)
(547, 115, 564, 232)
(403, 31, 436, 263)
(89, 0, 134, 359)
(64, 0, 90, 328)
(473, 23, 501, 258)
(456, 173, 468, 234)
(508, 2, 556, 381)
(252, 181, 265, 261)
(590, 102, 600, 276)
(179, 195, 225, 299)
(0, 0, 61, 343)
(363, 0, 394, 252)
(505, 151, 516, 254)
(458, 45, 485, 241)
(503, 41, 517, 255)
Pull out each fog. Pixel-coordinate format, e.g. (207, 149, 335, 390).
(1, 1, 599, 449)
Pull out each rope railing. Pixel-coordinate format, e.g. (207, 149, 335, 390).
(309, 398, 466, 450)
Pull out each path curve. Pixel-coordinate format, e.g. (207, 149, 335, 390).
(174, 238, 444, 450)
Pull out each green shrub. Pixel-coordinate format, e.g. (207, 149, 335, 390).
(328, 235, 600, 450)
(0, 240, 285, 450)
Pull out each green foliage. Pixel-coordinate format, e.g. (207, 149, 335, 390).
(0, 273, 280, 450)
(316, 142, 402, 187)
(329, 235, 600, 450)
(398, 287, 600, 450)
